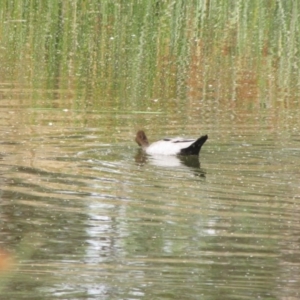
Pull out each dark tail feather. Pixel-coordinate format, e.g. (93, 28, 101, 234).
(180, 135, 208, 156)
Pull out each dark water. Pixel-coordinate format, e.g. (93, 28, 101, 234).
(1, 1, 300, 299)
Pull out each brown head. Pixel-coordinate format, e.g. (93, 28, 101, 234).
(135, 130, 149, 148)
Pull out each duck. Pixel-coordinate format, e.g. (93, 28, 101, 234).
(135, 130, 208, 156)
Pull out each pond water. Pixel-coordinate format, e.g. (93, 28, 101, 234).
(0, 1, 300, 299)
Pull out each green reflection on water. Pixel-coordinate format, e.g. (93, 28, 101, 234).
(0, 0, 299, 110)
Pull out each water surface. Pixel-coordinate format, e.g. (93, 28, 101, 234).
(0, 1, 300, 299)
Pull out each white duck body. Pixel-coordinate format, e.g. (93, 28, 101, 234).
(146, 137, 196, 155)
(135, 130, 208, 156)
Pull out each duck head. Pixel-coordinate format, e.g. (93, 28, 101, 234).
(135, 130, 149, 148)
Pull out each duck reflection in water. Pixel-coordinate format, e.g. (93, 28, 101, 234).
(135, 149, 206, 178)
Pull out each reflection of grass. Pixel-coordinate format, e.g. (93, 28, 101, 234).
(0, 1, 299, 111)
